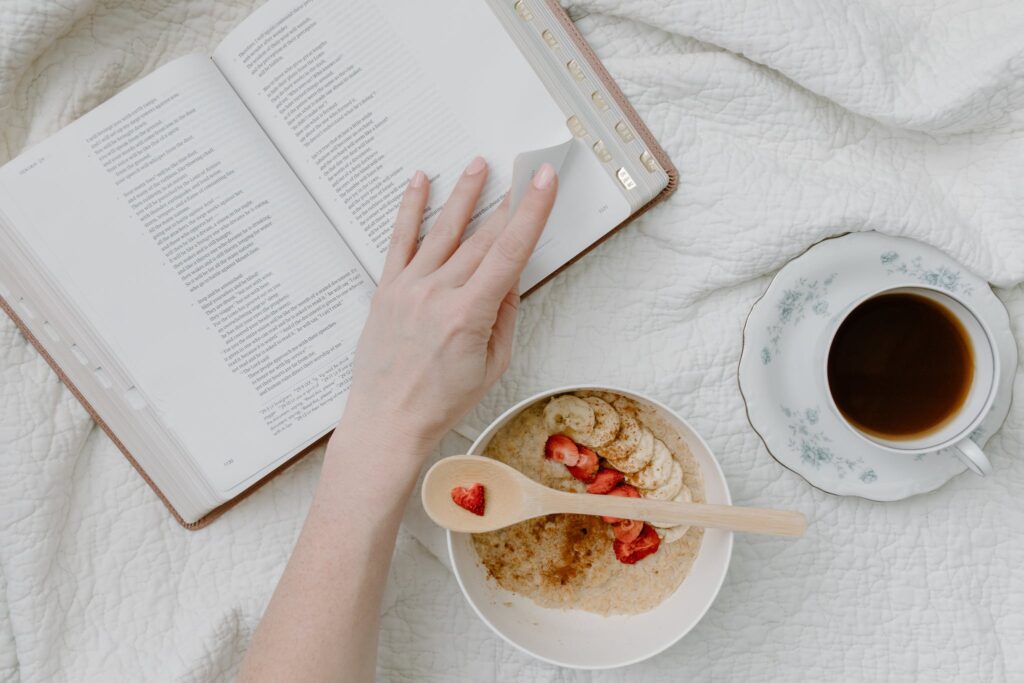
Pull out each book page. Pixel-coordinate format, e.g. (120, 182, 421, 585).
(0, 55, 373, 498)
(212, 0, 571, 282)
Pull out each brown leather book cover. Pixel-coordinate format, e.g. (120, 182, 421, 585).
(0, 1, 678, 529)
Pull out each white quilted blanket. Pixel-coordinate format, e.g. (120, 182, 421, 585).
(2, 0, 1023, 680)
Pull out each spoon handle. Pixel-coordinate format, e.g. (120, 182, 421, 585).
(545, 491, 806, 537)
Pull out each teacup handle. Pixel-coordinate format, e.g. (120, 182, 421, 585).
(952, 438, 992, 477)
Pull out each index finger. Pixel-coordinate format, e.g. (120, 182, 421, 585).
(466, 163, 557, 303)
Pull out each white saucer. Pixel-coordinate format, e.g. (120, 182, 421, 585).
(738, 232, 1016, 501)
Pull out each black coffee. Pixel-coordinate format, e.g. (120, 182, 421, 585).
(827, 292, 973, 439)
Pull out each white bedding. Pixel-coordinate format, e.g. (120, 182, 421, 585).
(2, 0, 1023, 680)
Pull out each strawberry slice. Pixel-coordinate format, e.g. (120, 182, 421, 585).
(544, 434, 580, 466)
(585, 468, 625, 494)
(566, 446, 599, 483)
(600, 484, 640, 524)
(613, 518, 643, 544)
(613, 524, 661, 564)
(450, 483, 486, 516)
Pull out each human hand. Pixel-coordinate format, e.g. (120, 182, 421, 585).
(338, 157, 558, 459)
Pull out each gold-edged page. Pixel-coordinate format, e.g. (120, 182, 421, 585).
(0, 54, 374, 500)
(212, 0, 570, 281)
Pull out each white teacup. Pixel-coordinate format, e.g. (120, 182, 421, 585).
(821, 285, 999, 476)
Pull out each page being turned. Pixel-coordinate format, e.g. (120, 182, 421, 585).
(213, 0, 569, 280)
(0, 55, 373, 498)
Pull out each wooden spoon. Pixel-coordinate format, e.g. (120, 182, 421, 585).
(422, 455, 806, 537)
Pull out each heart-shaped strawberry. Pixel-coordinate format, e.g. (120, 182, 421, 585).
(450, 483, 486, 516)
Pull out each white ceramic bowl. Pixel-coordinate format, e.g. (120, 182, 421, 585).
(448, 385, 734, 669)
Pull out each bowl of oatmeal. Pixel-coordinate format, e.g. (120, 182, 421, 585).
(447, 385, 733, 669)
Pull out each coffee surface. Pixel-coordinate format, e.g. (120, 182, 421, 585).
(827, 292, 973, 439)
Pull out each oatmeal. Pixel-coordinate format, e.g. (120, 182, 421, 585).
(472, 392, 705, 615)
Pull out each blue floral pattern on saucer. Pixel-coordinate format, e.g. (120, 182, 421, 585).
(780, 405, 877, 483)
(761, 274, 836, 365)
(880, 251, 975, 296)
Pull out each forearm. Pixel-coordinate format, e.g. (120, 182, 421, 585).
(239, 414, 430, 683)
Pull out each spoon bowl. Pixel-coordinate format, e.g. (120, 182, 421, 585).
(422, 455, 531, 533)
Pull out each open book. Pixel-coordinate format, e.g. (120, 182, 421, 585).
(0, 0, 676, 527)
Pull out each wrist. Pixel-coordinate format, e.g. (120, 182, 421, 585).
(334, 394, 444, 458)
(312, 417, 433, 524)
(327, 420, 435, 470)
(320, 401, 439, 494)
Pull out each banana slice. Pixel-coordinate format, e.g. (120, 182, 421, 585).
(611, 395, 638, 413)
(661, 519, 693, 544)
(627, 438, 674, 490)
(573, 396, 620, 448)
(543, 395, 595, 437)
(600, 410, 642, 461)
(605, 426, 654, 473)
(643, 458, 683, 501)
(574, 389, 620, 404)
(651, 484, 692, 530)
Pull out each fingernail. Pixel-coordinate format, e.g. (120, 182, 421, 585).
(533, 163, 556, 189)
(410, 170, 426, 188)
(464, 156, 487, 176)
